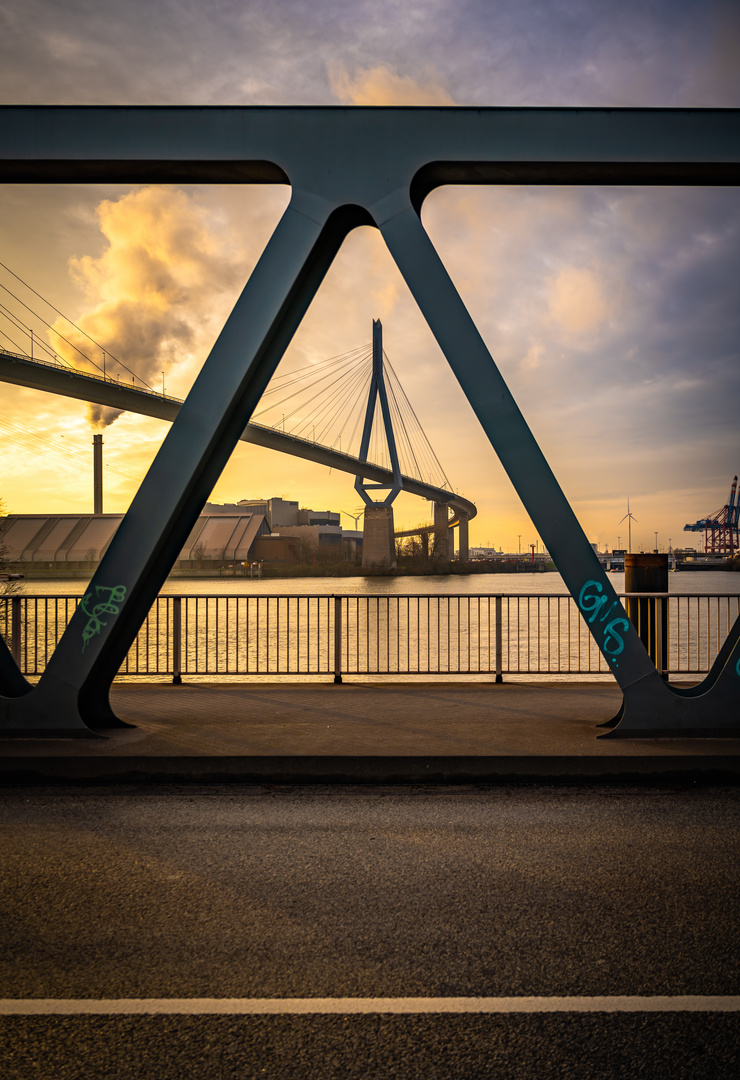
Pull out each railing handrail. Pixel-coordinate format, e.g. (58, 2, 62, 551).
(5, 591, 739, 602)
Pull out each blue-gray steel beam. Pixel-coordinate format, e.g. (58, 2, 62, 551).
(1, 107, 739, 189)
(0, 106, 738, 736)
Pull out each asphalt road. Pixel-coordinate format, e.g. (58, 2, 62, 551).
(1, 784, 739, 1078)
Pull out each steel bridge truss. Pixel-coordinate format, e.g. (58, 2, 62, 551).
(0, 105, 739, 736)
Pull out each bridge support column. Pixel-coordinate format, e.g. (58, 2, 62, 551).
(433, 501, 450, 562)
(458, 514, 469, 563)
(362, 505, 397, 571)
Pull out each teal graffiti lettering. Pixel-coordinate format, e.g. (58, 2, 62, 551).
(603, 617, 629, 658)
(736, 656, 740, 679)
(80, 585, 127, 652)
(579, 579, 629, 661)
(578, 580, 618, 625)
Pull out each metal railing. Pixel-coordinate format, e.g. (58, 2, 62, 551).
(1, 592, 738, 681)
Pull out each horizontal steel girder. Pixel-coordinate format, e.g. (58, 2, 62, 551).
(0, 106, 738, 737)
(1, 106, 739, 190)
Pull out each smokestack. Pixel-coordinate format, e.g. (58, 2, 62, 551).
(93, 433, 103, 515)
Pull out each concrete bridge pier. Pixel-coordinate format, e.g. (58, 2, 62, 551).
(458, 513, 469, 563)
(362, 505, 397, 570)
(433, 501, 450, 561)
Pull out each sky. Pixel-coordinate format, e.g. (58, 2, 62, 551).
(1, 0, 739, 554)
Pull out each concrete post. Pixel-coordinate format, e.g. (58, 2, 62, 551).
(433, 501, 449, 561)
(458, 513, 469, 563)
(362, 505, 396, 570)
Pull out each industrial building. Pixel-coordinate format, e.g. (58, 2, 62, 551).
(0, 510, 271, 574)
(0, 496, 361, 576)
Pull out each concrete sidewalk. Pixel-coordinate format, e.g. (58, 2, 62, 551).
(1, 680, 739, 784)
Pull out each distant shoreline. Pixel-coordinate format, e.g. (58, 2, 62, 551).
(5, 561, 559, 582)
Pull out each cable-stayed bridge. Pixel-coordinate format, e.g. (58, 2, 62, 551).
(0, 343, 476, 562)
(0, 260, 475, 564)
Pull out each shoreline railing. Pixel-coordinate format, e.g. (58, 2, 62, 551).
(2, 592, 739, 682)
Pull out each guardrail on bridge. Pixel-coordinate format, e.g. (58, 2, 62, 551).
(2, 592, 738, 683)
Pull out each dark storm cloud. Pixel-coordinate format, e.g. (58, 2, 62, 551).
(1, 0, 739, 106)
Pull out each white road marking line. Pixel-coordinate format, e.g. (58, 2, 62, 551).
(1, 997, 739, 1016)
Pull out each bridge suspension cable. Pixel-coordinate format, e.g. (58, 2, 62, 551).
(253, 338, 451, 491)
(0, 260, 456, 497)
(0, 260, 153, 389)
(0, 413, 143, 486)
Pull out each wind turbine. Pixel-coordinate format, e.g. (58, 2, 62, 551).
(341, 509, 363, 529)
(619, 497, 638, 554)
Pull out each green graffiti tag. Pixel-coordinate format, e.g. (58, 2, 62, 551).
(578, 579, 630, 665)
(79, 585, 127, 652)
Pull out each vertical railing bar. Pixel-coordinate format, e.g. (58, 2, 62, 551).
(333, 594, 342, 684)
(677, 593, 682, 673)
(389, 596, 392, 673)
(434, 596, 438, 674)
(172, 596, 182, 684)
(396, 596, 400, 674)
(288, 596, 292, 674)
(226, 596, 230, 673)
(656, 594, 663, 678)
(10, 596, 21, 666)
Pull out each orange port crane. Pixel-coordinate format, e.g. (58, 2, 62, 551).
(683, 475, 740, 555)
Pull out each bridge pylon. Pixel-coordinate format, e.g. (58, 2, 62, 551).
(356, 320, 402, 570)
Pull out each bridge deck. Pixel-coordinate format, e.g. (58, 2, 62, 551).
(2, 681, 738, 784)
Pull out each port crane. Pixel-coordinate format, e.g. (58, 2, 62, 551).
(683, 475, 740, 555)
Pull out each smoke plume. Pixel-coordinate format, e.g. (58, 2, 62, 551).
(49, 186, 243, 427)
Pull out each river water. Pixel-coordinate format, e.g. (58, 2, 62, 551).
(15, 569, 740, 599)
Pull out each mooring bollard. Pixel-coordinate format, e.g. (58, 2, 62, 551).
(625, 554, 668, 678)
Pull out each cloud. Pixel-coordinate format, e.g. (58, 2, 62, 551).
(327, 61, 455, 105)
(48, 186, 245, 427)
(546, 265, 612, 336)
(521, 343, 544, 372)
